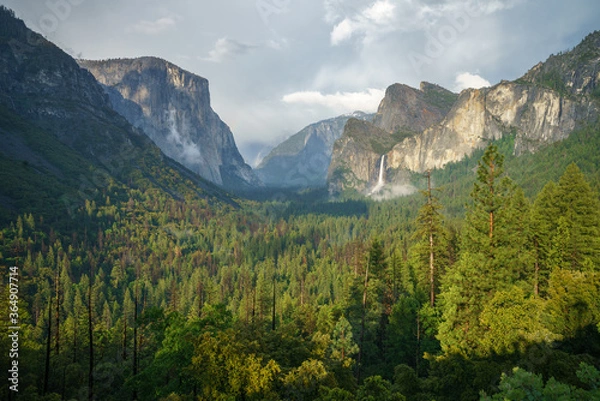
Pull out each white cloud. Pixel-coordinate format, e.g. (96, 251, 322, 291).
(363, 0, 396, 24)
(331, 19, 355, 45)
(329, 0, 397, 45)
(328, 0, 522, 45)
(203, 37, 257, 63)
(282, 88, 385, 113)
(130, 16, 179, 35)
(266, 37, 289, 51)
(454, 72, 491, 91)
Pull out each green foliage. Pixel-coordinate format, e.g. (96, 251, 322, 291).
(410, 177, 451, 306)
(330, 316, 359, 365)
(537, 69, 569, 95)
(391, 129, 418, 144)
(550, 163, 600, 270)
(357, 376, 406, 401)
(481, 364, 600, 400)
(2, 113, 600, 401)
(317, 386, 356, 401)
(283, 358, 332, 400)
(190, 329, 281, 400)
(438, 144, 535, 357)
(422, 87, 459, 111)
(479, 286, 559, 355)
(545, 269, 600, 338)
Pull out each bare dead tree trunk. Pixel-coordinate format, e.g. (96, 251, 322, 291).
(357, 259, 369, 382)
(88, 267, 94, 401)
(55, 268, 60, 354)
(426, 171, 436, 307)
(133, 284, 139, 401)
(272, 272, 277, 332)
(43, 297, 52, 395)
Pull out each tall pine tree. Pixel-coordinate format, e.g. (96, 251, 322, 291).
(411, 171, 449, 307)
(438, 144, 532, 356)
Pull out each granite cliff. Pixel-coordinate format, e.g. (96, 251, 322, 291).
(328, 32, 600, 195)
(78, 58, 261, 190)
(328, 82, 458, 193)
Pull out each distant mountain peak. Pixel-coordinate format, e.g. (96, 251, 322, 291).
(255, 112, 373, 188)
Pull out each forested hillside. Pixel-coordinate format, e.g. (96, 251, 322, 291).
(2, 137, 600, 400)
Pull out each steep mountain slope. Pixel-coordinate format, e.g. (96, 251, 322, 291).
(255, 111, 372, 187)
(328, 32, 600, 195)
(78, 57, 261, 190)
(328, 82, 458, 193)
(0, 8, 234, 223)
(520, 31, 600, 97)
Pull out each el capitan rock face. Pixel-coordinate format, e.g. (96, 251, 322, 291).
(78, 57, 261, 190)
(328, 31, 600, 195)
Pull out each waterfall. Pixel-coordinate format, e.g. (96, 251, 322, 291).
(369, 155, 386, 195)
(377, 154, 385, 186)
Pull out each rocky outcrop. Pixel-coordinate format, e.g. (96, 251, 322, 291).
(0, 9, 153, 167)
(256, 111, 372, 187)
(520, 31, 600, 98)
(78, 57, 261, 190)
(372, 82, 457, 133)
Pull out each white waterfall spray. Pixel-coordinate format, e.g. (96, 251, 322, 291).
(369, 155, 386, 195)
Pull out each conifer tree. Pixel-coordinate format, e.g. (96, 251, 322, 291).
(438, 144, 532, 356)
(530, 181, 560, 295)
(411, 171, 449, 307)
(551, 163, 600, 270)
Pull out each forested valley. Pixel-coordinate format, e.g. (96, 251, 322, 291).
(2, 137, 600, 401)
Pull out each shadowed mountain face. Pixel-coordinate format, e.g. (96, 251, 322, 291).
(0, 8, 235, 221)
(78, 58, 262, 190)
(255, 112, 373, 188)
(328, 32, 600, 195)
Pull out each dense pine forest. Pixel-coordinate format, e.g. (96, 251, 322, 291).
(2, 131, 600, 400)
(2, 4, 600, 400)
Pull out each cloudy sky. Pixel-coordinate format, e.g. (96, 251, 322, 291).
(3, 0, 600, 165)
